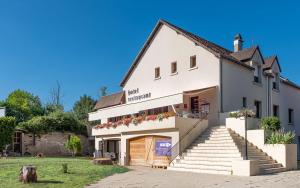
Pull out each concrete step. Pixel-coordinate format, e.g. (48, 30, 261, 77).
(181, 156, 243, 161)
(186, 149, 240, 154)
(191, 142, 237, 147)
(196, 140, 235, 144)
(184, 152, 242, 158)
(188, 146, 238, 150)
(175, 159, 232, 166)
(258, 163, 282, 169)
(168, 166, 232, 175)
(196, 137, 233, 142)
(261, 167, 286, 174)
(172, 163, 231, 171)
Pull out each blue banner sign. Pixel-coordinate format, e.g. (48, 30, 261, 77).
(155, 140, 172, 156)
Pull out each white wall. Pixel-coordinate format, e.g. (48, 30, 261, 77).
(123, 25, 220, 104)
(0, 108, 5, 117)
(222, 58, 267, 116)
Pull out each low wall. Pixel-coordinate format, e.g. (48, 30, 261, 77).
(247, 129, 297, 170)
(176, 117, 208, 154)
(22, 132, 93, 156)
(226, 117, 259, 137)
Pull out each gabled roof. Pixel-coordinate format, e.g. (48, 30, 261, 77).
(120, 19, 253, 87)
(230, 46, 257, 61)
(93, 91, 125, 110)
(263, 56, 282, 72)
(280, 76, 300, 90)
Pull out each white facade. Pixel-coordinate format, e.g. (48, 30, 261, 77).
(0, 107, 5, 117)
(89, 20, 300, 164)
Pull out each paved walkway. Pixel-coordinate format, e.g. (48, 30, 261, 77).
(86, 166, 300, 188)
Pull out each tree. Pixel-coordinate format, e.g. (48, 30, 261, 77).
(3, 90, 44, 123)
(0, 117, 16, 152)
(99, 86, 107, 97)
(65, 135, 81, 157)
(73, 95, 96, 122)
(50, 81, 63, 106)
(18, 116, 48, 145)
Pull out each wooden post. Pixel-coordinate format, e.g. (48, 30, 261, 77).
(19, 166, 37, 183)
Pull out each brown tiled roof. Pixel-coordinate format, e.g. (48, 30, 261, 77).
(230, 46, 257, 61)
(263, 56, 281, 72)
(93, 91, 125, 110)
(120, 19, 253, 87)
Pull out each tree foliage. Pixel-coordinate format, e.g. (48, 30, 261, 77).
(18, 111, 87, 135)
(1, 90, 44, 123)
(0, 117, 16, 151)
(261, 116, 281, 132)
(65, 135, 82, 156)
(73, 95, 96, 122)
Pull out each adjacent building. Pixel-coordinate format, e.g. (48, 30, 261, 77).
(89, 20, 300, 167)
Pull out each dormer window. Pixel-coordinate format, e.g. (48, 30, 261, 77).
(254, 64, 261, 83)
(273, 73, 280, 90)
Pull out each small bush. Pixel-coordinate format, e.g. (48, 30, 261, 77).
(261, 117, 281, 131)
(65, 135, 82, 157)
(229, 109, 256, 119)
(266, 130, 295, 144)
(62, 163, 68, 173)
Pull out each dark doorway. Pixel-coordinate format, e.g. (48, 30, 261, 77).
(190, 97, 199, 114)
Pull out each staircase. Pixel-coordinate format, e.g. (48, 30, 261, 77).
(168, 126, 239, 175)
(229, 129, 286, 174)
(168, 126, 285, 175)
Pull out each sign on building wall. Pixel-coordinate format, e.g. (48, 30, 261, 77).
(155, 140, 172, 156)
(127, 88, 151, 102)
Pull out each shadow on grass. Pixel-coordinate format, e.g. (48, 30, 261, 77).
(36, 180, 64, 184)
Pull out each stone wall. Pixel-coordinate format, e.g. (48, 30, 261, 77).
(22, 132, 93, 156)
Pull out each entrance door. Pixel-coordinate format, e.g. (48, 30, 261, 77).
(129, 136, 170, 166)
(190, 96, 199, 114)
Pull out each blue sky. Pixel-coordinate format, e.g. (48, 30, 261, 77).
(0, 0, 299, 110)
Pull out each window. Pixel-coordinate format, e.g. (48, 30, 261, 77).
(288, 108, 294, 124)
(273, 73, 280, 90)
(171, 62, 177, 74)
(242, 97, 247, 108)
(273, 105, 279, 117)
(190, 55, 197, 68)
(254, 65, 261, 83)
(155, 67, 160, 79)
(254, 101, 261, 118)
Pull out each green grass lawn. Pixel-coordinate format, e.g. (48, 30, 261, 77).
(0, 157, 128, 188)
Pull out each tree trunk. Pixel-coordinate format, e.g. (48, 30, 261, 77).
(33, 133, 36, 146)
(19, 166, 37, 183)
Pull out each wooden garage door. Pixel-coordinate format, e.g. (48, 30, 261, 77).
(129, 136, 170, 166)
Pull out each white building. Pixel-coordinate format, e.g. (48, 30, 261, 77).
(89, 20, 299, 174)
(0, 107, 5, 117)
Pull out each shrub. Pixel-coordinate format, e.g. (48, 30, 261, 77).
(0, 117, 16, 151)
(261, 117, 281, 132)
(266, 130, 295, 144)
(229, 109, 256, 118)
(65, 135, 82, 156)
(62, 163, 68, 173)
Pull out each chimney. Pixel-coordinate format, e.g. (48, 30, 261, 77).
(234, 33, 243, 52)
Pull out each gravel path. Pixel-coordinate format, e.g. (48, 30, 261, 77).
(86, 166, 300, 188)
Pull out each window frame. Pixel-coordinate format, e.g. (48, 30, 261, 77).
(254, 100, 262, 118)
(273, 105, 279, 117)
(242, 97, 247, 108)
(171, 61, 177, 74)
(154, 67, 160, 79)
(190, 55, 197, 69)
(288, 108, 294, 125)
